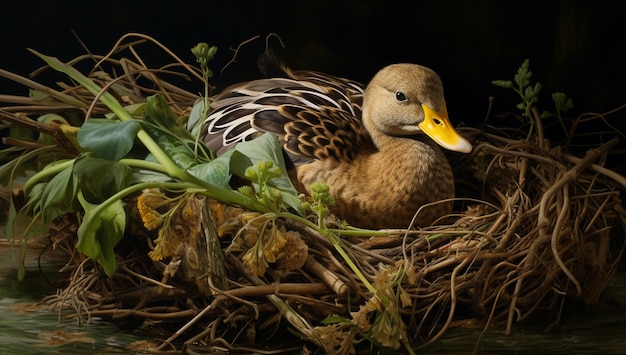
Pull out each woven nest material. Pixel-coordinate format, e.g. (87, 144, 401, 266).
(1, 34, 625, 353)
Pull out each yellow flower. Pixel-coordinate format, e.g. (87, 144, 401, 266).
(242, 244, 267, 276)
(262, 223, 287, 263)
(136, 189, 171, 231)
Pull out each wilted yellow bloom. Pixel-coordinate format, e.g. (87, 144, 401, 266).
(181, 194, 202, 241)
(315, 323, 357, 355)
(348, 261, 410, 350)
(370, 310, 403, 349)
(262, 223, 287, 263)
(136, 189, 171, 231)
(148, 225, 178, 261)
(276, 230, 308, 272)
(242, 244, 267, 276)
(350, 304, 372, 332)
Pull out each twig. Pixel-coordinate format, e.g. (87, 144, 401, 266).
(220, 35, 262, 75)
(538, 138, 618, 229)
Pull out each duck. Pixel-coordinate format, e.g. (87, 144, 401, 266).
(200, 54, 472, 229)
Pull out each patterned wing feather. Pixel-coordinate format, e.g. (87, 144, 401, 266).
(202, 71, 372, 165)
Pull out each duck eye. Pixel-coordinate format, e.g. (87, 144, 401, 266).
(395, 92, 407, 102)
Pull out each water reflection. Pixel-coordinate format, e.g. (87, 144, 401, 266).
(0, 249, 150, 355)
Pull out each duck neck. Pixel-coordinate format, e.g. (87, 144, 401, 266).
(367, 122, 425, 152)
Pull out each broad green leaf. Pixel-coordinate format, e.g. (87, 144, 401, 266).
(77, 119, 141, 161)
(132, 169, 173, 183)
(105, 102, 146, 120)
(142, 95, 199, 169)
(231, 133, 296, 193)
(144, 94, 191, 139)
(187, 155, 231, 188)
(187, 98, 206, 134)
(143, 131, 196, 169)
(77, 193, 126, 277)
(145, 94, 177, 130)
(37, 113, 69, 145)
(40, 164, 79, 223)
(74, 156, 133, 203)
(230, 133, 304, 215)
(8, 124, 35, 142)
(22, 182, 45, 215)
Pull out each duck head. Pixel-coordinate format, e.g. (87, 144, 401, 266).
(362, 64, 472, 153)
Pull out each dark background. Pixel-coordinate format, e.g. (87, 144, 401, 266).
(1, 0, 624, 129)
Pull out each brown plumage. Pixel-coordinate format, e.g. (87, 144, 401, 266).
(201, 57, 472, 229)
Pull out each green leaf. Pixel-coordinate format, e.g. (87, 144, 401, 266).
(5, 198, 18, 241)
(491, 80, 513, 88)
(22, 182, 45, 215)
(532, 82, 542, 96)
(229, 133, 304, 215)
(230, 133, 291, 189)
(40, 163, 79, 223)
(37, 113, 69, 145)
(145, 94, 177, 129)
(144, 94, 191, 139)
(145, 132, 195, 169)
(132, 168, 173, 183)
(77, 119, 141, 161)
(187, 98, 206, 134)
(8, 124, 35, 142)
(77, 192, 126, 277)
(553, 92, 574, 112)
(105, 102, 146, 120)
(141, 94, 202, 169)
(514, 59, 532, 88)
(74, 156, 133, 203)
(187, 155, 231, 188)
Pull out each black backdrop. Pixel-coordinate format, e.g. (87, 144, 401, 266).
(2, 0, 624, 129)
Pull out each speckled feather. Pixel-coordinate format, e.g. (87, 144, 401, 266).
(203, 70, 369, 164)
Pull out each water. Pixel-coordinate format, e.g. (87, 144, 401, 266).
(0, 245, 155, 355)
(1, 244, 625, 354)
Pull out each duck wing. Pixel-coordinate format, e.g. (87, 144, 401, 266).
(202, 70, 373, 165)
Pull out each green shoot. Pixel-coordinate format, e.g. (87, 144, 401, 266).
(492, 59, 541, 139)
(541, 92, 574, 138)
(493, 59, 573, 141)
(190, 43, 217, 154)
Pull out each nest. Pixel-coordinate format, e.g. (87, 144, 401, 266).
(1, 34, 625, 354)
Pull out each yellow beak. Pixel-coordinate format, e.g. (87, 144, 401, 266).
(418, 103, 472, 153)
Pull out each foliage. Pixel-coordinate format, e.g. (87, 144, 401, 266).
(5, 48, 299, 277)
(1, 43, 414, 352)
(492, 59, 573, 139)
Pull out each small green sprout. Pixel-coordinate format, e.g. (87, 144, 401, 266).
(301, 182, 335, 229)
(241, 160, 286, 212)
(492, 59, 541, 120)
(541, 92, 574, 137)
(190, 43, 218, 151)
(191, 42, 217, 78)
(492, 59, 573, 140)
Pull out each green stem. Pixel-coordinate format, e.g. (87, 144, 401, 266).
(29, 50, 274, 214)
(23, 159, 74, 195)
(275, 212, 379, 296)
(30, 50, 186, 181)
(119, 158, 169, 174)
